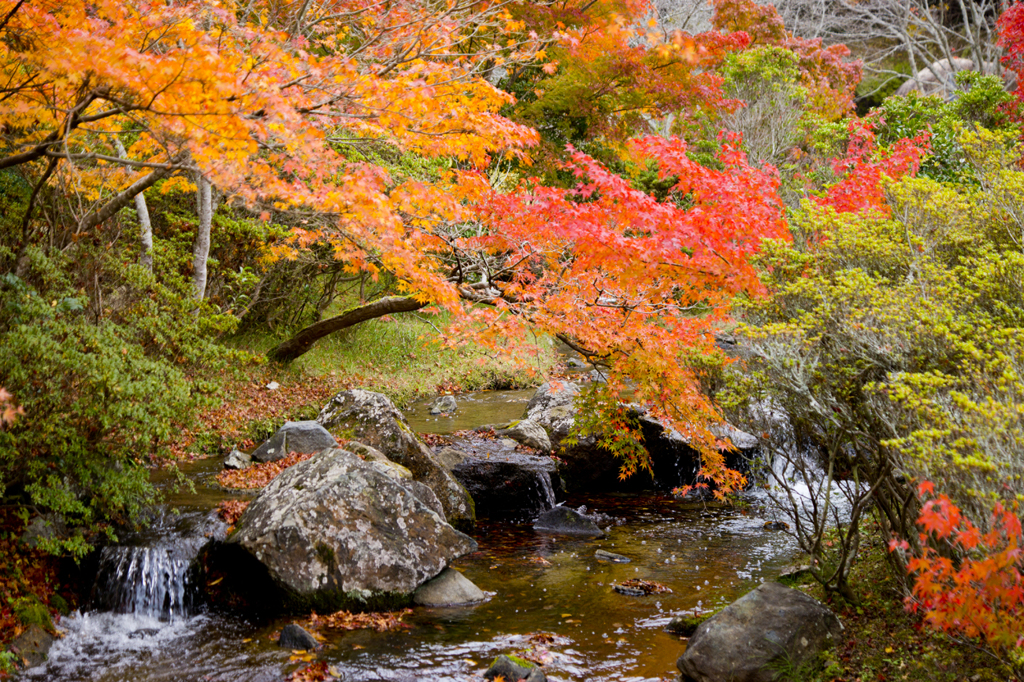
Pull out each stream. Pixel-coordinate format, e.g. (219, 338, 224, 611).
(25, 389, 801, 682)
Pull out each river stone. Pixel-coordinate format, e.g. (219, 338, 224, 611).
(484, 654, 546, 682)
(435, 447, 468, 469)
(525, 381, 580, 444)
(317, 389, 475, 530)
(278, 623, 318, 650)
(533, 506, 604, 537)
(595, 549, 630, 563)
(9, 624, 54, 668)
(228, 448, 476, 608)
(430, 395, 458, 414)
(495, 418, 552, 452)
(677, 581, 843, 682)
(224, 448, 251, 470)
(412, 567, 486, 606)
(251, 421, 338, 464)
(451, 453, 558, 520)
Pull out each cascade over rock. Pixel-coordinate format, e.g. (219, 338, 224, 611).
(317, 389, 475, 529)
(222, 448, 477, 611)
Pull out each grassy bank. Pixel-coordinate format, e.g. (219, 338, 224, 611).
(170, 310, 559, 460)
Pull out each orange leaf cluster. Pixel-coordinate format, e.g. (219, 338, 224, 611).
(215, 451, 315, 489)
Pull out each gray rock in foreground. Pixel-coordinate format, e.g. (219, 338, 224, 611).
(677, 581, 843, 682)
(228, 448, 476, 609)
(318, 389, 475, 529)
(533, 506, 603, 537)
(251, 421, 338, 464)
(412, 567, 486, 606)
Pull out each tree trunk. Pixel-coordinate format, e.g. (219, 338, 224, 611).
(268, 295, 426, 362)
(113, 138, 154, 271)
(76, 158, 178, 235)
(192, 174, 213, 300)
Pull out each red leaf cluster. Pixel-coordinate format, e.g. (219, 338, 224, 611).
(894, 484, 1024, 657)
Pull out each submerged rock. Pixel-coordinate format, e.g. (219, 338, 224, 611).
(224, 448, 476, 611)
(278, 624, 318, 650)
(412, 567, 486, 606)
(594, 549, 630, 563)
(533, 507, 603, 537)
(451, 452, 559, 520)
(251, 421, 338, 464)
(317, 389, 475, 529)
(484, 654, 546, 682)
(677, 582, 843, 682)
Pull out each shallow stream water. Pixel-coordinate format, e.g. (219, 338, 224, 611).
(26, 390, 801, 682)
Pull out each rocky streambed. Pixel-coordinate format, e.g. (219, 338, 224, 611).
(22, 381, 838, 682)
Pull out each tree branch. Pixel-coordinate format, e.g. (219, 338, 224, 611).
(268, 295, 427, 362)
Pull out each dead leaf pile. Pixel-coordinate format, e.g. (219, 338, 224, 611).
(612, 578, 673, 596)
(304, 608, 413, 633)
(216, 451, 316, 489)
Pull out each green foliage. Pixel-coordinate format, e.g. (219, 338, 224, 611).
(873, 73, 1019, 183)
(725, 128, 1024, 599)
(12, 597, 50, 629)
(0, 650, 17, 674)
(0, 247, 250, 556)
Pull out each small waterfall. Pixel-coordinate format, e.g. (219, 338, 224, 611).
(90, 510, 223, 621)
(92, 544, 196, 620)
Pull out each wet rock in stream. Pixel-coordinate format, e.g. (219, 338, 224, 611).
(207, 448, 477, 612)
(594, 549, 630, 563)
(317, 389, 475, 529)
(524, 380, 759, 492)
(485, 654, 547, 682)
(533, 506, 604, 536)
(451, 450, 560, 520)
(412, 567, 486, 606)
(278, 623, 318, 650)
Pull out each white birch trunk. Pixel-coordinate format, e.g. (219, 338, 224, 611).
(113, 137, 154, 271)
(192, 174, 213, 301)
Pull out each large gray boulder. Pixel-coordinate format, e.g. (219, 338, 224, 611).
(317, 390, 475, 529)
(227, 448, 476, 610)
(677, 582, 843, 682)
(251, 421, 338, 464)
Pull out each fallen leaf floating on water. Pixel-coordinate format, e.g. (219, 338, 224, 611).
(303, 608, 412, 632)
(288, 661, 332, 681)
(527, 556, 552, 566)
(611, 578, 673, 596)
